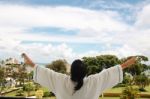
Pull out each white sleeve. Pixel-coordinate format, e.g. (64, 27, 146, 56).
(33, 65, 66, 93)
(88, 65, 123, 92)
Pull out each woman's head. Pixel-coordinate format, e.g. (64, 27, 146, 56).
(70, 59, 87, 91)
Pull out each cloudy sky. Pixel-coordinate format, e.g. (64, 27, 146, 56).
(0, 0, 150, 64)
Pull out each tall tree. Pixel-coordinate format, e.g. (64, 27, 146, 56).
(122, 55, 149, 76)
(0, 67, 6, 96)
(18, 64, 28, 86)
(82, 57, 100, 75)
(46, 59, 67, 74)
(82, 55, 120, 75)
(134, 74, 150, 91)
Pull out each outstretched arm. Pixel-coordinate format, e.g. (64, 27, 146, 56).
(21, 53, 66, 93)
(121, 57, 137, 69)
(21, 53, 35, 68)
(87, 56, 137, 94)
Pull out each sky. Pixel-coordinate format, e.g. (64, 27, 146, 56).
(0, 0, 150, 64)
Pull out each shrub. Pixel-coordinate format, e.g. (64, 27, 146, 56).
(139, 88, 147, 92)
(23, 82, 35, 96)
(43, 91, 51, 97)
(16, 89, 24, 96)
(120, 85, 140, 99)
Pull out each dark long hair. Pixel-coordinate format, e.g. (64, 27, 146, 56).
(71, 59, 87, 91)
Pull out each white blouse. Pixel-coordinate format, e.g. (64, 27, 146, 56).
(33, 65, 123, 99)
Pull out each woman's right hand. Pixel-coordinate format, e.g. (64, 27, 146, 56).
(21, 53, 35, 68)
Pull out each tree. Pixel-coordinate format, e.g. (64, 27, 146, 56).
(96, 55, 120, 68)
(121, 55, 150, 92)
(28, 71, 33, 82)
(82, 57, 100, 75)
(0, 67, 6, 96)
(23, 82, 35, 96)
(120, 85, 140, 99)
(18, 65, 28, 86)
(134, 74, 150, 91)
(82, 55, 120, 75)
(122, 55, 149, 76)
(122, 73, 133, 85)
(46, 59, 67, 74)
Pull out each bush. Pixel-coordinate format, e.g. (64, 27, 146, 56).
(50, 92, 55, 96)
(139, 88, 147, 92)
(23, 82, 35, 96)
(114, 83, 126, 87)
(43, 91, 55, 97)
(120, 85, 140, 99)
(16, 89, 24, 96)
(43, 91, 51, 97)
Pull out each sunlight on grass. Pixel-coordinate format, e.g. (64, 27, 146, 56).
(4, 85, 150, 99)
(104, 87, 123, 93)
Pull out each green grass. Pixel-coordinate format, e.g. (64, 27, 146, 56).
(104, 85, 150, 94)
(143, 85, 150, 94)
(5, 90, 17, 96)
(48, 97, 119, 99)
(5, 90, 35, 97)
(4, 85, 150, 98)
(104, 87, 123, 93)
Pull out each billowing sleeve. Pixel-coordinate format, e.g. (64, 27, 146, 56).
(88, 65, 123, 92)
(33, 65, 66, 93)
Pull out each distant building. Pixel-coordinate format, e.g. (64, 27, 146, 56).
(5, 77, 16, 87)
(5, 58, 19, 65)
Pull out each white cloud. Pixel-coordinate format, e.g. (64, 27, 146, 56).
(135, 4, 150, 28)
(0, 4, 129, 44)
(0, 4, 128, 32)
(0, 3, 150, 63)
(0, 39, 77, 63)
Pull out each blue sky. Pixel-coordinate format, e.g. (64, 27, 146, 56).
(0, 0, 150, 64)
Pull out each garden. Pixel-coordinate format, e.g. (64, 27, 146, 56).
(0, 55, 150, 98)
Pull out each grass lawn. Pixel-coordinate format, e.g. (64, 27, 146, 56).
(5, 90, 17, 96)
(4, 85, 150, 98)
(142, 85, 150, 94)
(104, 87, 123, 93)
(104, 85, 150, 94)
(48, 97, 119, 99)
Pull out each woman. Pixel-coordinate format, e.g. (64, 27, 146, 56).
(22, 53, 137, 99)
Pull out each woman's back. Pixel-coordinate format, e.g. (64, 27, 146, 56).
(33, 65, 123, 99)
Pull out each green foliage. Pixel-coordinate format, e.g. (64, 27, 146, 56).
(122, 74, 132, 85)
(28, 71, 33, 81)
(46, 59, 67, 73)
(121, 55, 150, 91)
(139, 87, 147, 92)
(23, 82, 35, 91)
(17, 65, 28, 86)
(43, 91, 51, 97)
(120, 85, 140, 99)
(0, 67, 6, 95)
(23, 82, 35, 96)
(82, 55, 120, 75)
(122, 55, 149, 76)
(134, 74, 150, 90)
(15, 89, 24, 96)
(35, 83, 41, 91)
